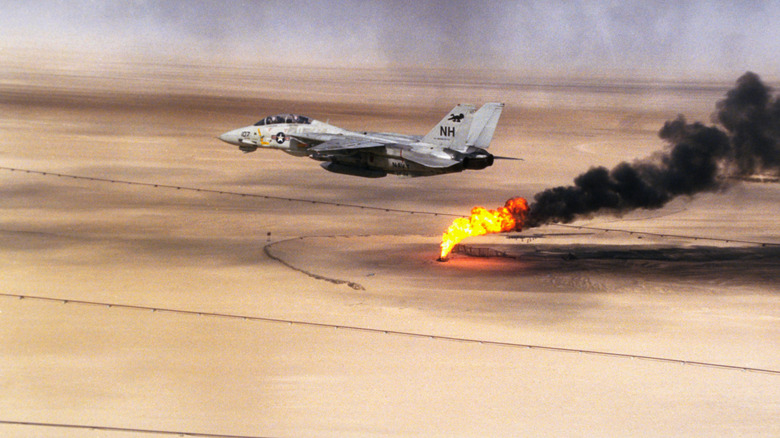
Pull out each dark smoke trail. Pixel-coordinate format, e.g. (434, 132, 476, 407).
(716, 72, 780, 175)
(525, 72, 779, 228)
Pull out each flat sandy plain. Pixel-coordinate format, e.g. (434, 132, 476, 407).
(1, 59, 778, 437)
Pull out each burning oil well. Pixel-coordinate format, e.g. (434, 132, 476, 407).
(439, 197, 528, 260)
(439, 72, 779, 260)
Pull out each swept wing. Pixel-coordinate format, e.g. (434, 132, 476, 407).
(306, 135, 386, 151)
(296, 134, 459, 169)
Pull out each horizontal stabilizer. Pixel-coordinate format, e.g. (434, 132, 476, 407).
(401, 149, 460, 168)
(493, 155, 524, 161)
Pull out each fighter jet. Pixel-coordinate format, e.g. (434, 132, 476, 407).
(218, 102, 519, 178)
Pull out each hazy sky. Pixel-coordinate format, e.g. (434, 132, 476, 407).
(2, 0, 779, 80)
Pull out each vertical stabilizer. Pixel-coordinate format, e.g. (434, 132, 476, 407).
(467, 102, 504, 148)
(422, 104, 476, 152)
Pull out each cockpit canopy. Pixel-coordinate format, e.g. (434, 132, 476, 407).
(254, 114, 311, 126)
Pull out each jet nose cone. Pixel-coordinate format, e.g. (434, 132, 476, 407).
(218, 130, 238, 145)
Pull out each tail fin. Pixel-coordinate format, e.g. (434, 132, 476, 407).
(467, 102, 504, 149)
(422, 104, 476, 152)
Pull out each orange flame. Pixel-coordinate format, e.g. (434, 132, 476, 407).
(439, 197, 529, 260)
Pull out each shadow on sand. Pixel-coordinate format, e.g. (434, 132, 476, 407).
(456, 243, 780, 286)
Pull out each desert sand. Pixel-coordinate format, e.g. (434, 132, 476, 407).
(1, 60, 778, 437)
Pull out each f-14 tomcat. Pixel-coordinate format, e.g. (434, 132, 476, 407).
(218, 102, 519, 178)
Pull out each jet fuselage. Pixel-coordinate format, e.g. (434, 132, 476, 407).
(218, 103, 509, 178)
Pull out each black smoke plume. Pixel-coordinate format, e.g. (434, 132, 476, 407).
(716, 72, 780, 175)
(525, 72, 779, 228)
